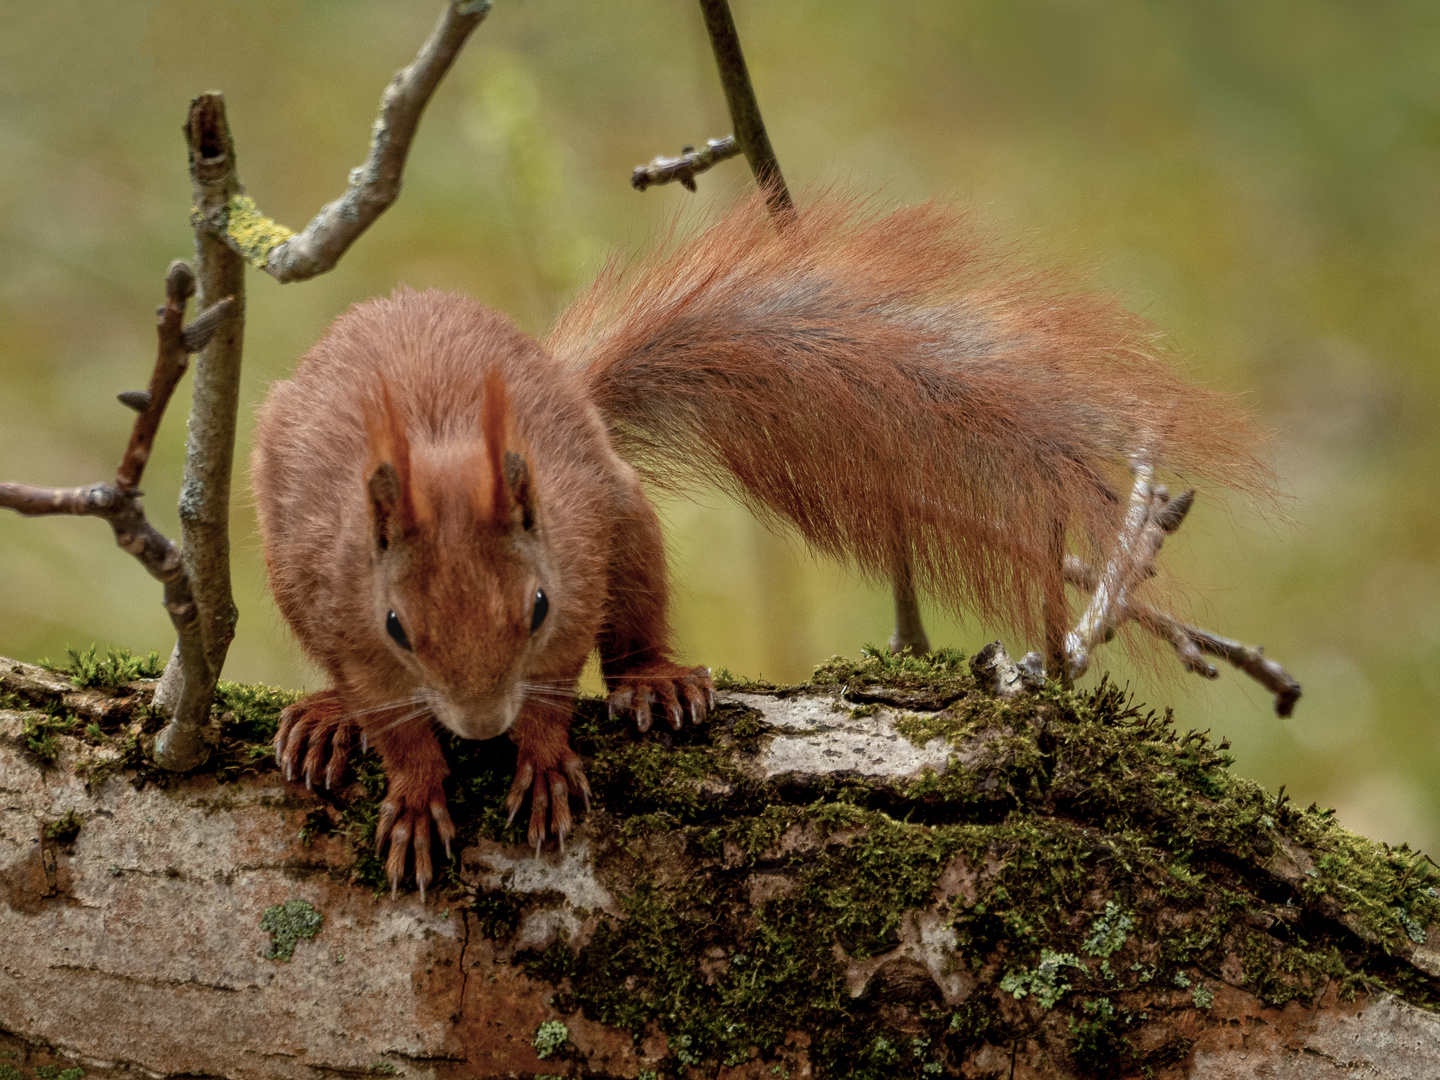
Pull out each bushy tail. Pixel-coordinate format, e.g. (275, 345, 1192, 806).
(547, 194, 1267, 646)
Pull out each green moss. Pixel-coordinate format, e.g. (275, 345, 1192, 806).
(812, 645, 969, 689)
(55, 644, 164, 688)
(21, 708, 77, 766)
(43, 809, 82, 844)
(225, 194, 294, 267)
(260, 899, 323, 961)
(532, 1019, 569, 1059)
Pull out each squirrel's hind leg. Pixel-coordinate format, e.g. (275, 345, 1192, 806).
(275, 689, 354, 792)
(598, 490, 717, 734)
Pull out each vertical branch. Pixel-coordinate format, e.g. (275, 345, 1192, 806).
(152, 95, 248, 769)
(182, 94, 245, 680)
(887, 555, 931, 657)
(1044, 518, 1070, 686)
(692, 0, 926, 653)
(697, 0, 794, 220)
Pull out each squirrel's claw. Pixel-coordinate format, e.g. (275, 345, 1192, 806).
(276, 691, 354, 793)
(505, 760, 535, 826)
(507, 744, 588, 856)
(375, 783, 455, 902)
(605, 663, 716, 737)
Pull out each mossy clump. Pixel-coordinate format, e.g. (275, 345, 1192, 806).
(43, 810, 82, 844)
(55, 644, 164, 689)
(260, 899, 323, 962)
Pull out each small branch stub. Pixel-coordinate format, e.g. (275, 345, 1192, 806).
(697, 0, 793, 220)
(632, 136, 742, 192)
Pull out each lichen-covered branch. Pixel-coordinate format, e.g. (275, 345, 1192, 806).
(631, 135, 742, 192)
(211, 0, 492, 282)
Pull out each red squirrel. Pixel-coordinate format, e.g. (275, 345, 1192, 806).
(253, 194, 1262, 896)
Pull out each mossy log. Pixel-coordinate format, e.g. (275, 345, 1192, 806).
(2, 648, 1440, 1079)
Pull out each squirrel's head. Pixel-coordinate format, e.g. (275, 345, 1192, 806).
(363, 369, 550, 741)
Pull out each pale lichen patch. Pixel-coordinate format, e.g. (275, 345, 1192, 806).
(224, 194, 295, 268)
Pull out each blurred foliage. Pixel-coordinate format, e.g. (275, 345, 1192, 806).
(1, 0, 1438, 850)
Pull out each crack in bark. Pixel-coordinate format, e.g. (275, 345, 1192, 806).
(45, 962, 258, 995)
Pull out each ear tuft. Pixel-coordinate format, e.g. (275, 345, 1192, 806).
(504, 449, 537, 530)
(365, 380, 414, 548)
(481, 368, 511, 524)
(479, 369, 540, 530)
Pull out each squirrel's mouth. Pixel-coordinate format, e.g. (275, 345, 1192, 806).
(425, 688, 519, 741)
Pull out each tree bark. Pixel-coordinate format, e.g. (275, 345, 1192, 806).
(1, 652, 1435, 1078)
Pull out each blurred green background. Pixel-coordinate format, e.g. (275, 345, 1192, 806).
(2, 1, 1437, 851)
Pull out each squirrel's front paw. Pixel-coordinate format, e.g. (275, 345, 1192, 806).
(375, 778, 456, 901)
(275, 690, 354, 792)
(607, 662, 716, 734)
(506, 743, 591, 855)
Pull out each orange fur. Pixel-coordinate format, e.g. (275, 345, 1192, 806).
(255, 193, 1267, 892)
(550, 193, 1268, 644)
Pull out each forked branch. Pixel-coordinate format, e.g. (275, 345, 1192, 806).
(195, 0, 493, 282)
(0, 263, 230, 761)
(1063, 554, 1302, 717)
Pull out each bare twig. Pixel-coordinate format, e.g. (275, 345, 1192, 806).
(1065, 448, 1181, 680)
(632, 136, 742, 192)
(697, 0, 793, 218)
(197, 0, 492, 283)
(1062, 555, 1302, 718)
(0, 265, 222, 760)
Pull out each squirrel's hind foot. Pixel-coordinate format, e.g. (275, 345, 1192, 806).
(275, 690, 354, 791)
(606, 662, 716, 734)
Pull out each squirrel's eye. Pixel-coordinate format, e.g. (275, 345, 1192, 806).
(530, 588, 548, 633)
(386, 610, 412, 651)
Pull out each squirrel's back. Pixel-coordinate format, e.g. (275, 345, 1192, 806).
(548, 194, 1267, 646)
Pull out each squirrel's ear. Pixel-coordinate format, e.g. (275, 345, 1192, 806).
(365, 381, 415, 550)
(504, 449, 537, 531)
(481, 368, 538, 530)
